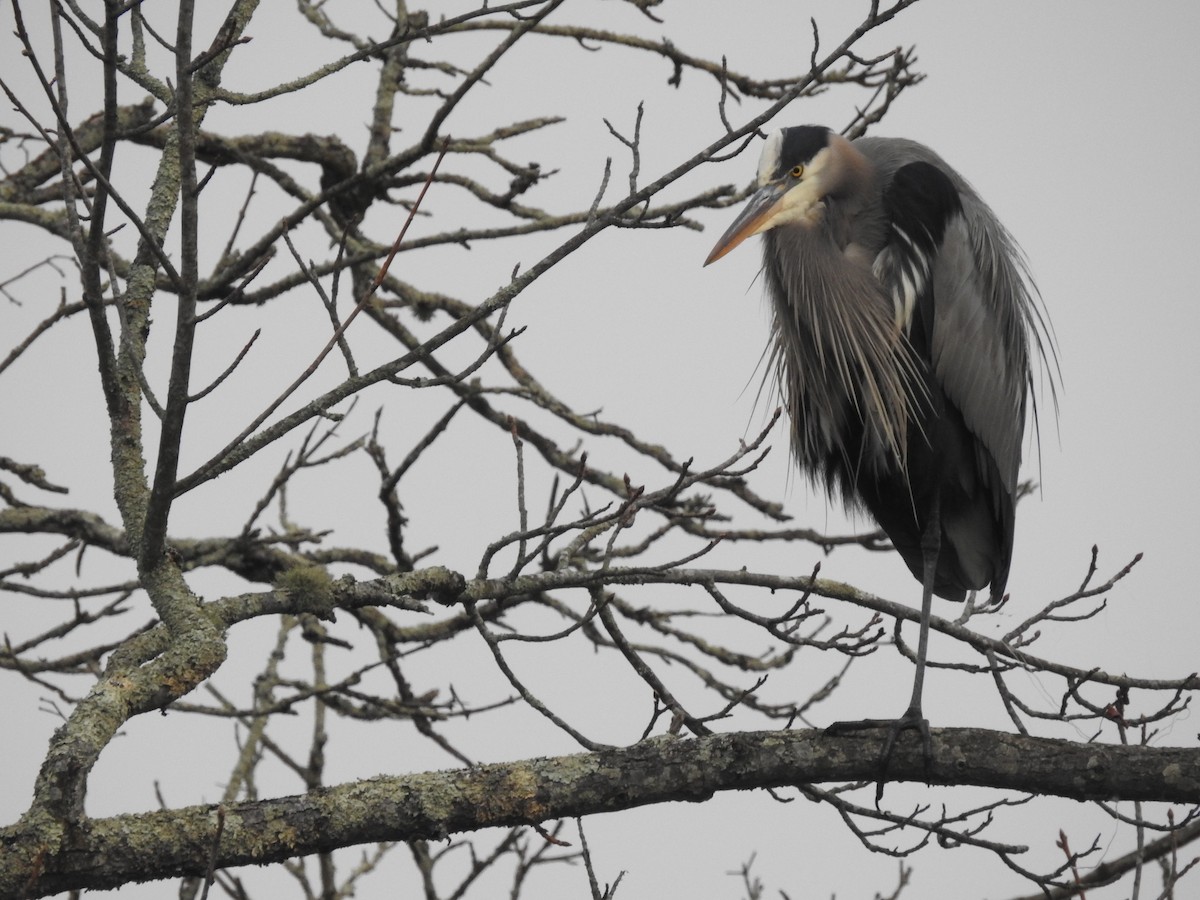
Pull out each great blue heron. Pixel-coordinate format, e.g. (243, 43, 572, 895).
(705, 125, 1055, 780)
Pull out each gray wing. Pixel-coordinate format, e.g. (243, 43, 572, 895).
(858, 136, 1052, 493)
(931, 201, 1029, 492)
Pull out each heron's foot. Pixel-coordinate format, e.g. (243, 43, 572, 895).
(825, 707, 933, 803)
(878, 706, 932, 775)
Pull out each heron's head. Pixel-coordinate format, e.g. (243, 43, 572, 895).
(704, 126, 870, 265)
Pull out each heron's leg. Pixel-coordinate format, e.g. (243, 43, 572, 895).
(878, 502, 939, 775)
(825, 498, 940, 802)
(865, 502, 939, 804)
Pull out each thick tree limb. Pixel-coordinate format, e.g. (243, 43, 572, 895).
(3, 729, 1196, 897)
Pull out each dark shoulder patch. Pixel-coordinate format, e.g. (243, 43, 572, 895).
(877, 162, 965, 354)
(779, 126, 832, 170)
(883, 161, 963, 251)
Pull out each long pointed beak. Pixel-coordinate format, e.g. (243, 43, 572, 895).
(704, 183, 786, 266)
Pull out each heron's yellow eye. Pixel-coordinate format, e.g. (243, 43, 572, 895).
(790, 165, 805, 178)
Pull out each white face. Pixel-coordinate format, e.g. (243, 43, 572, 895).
(706, 131, 838, 264)
(751, 135, 836, 232)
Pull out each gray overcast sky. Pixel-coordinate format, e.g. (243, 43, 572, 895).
(2, 2, 1197, 897)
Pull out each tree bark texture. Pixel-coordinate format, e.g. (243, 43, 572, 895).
(3, 728, 1196, 897)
